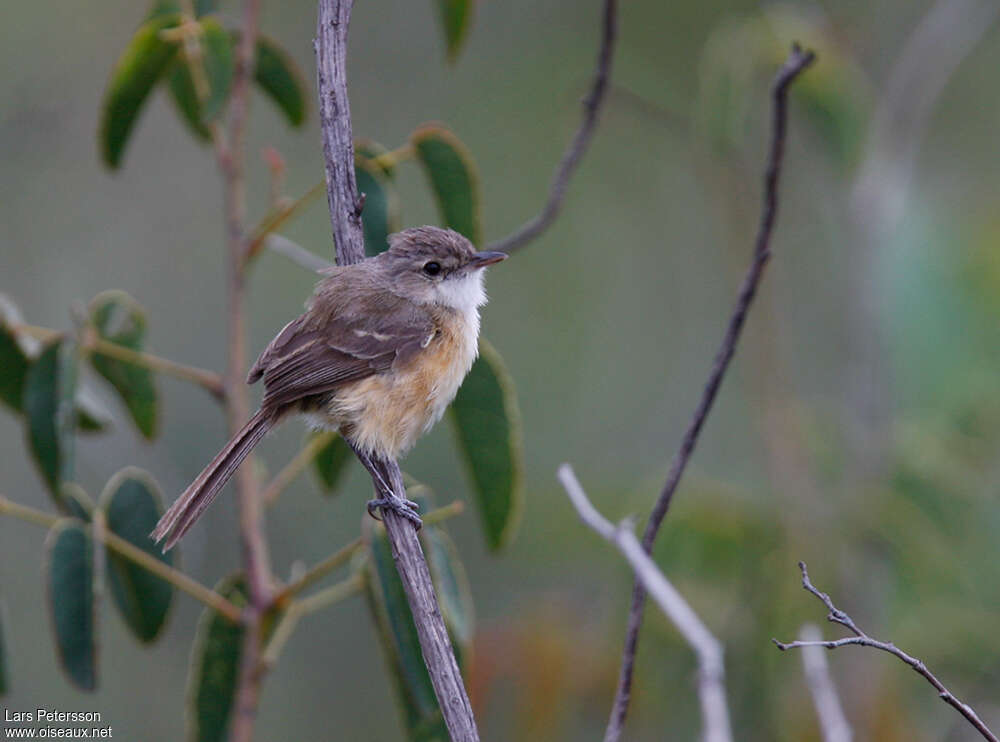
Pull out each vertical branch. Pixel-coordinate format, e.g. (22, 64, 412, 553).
(315, 1, 480, 739)
(211, 0, 275, 739)
(603, 46, 815, 742)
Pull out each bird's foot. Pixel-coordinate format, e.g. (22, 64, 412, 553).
(367, 494, 423, 529)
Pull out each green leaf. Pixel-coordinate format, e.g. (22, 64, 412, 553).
(46, 520, 97, 691)
(362, 528, 449, 740)
(187, 574, 248, 742)
(311, 432, 353, 494)
(62, 483, 95, 522)
(88, 291, 158, 439)
(253, 35, 306, 127)
(434, 0, 474, 63)
(356, 155, 400, 256)
(0, 318, 29, 414)
(0, 597, 8, 695)
(448, 340, 524, 550)
(355, 138, 396, 177)
(167, 18, 235, 140)
(100, 468, 174, 643)
(24, 340, 78, 503)
(411, 125, 481, 244)
(421, 527, 474, 653)
(100, 14, 183, 169)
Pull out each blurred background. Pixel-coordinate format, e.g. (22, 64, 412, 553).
(2, 0, 1000, 739)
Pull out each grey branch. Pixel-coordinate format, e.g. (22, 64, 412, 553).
(483, 0, 617, 255)
(558, 465, 733, 742)
(604, 44, 815, 742)
(314, 1, 480, 739)
(798, 624, 852, 742)
(774, 562, 998, 742)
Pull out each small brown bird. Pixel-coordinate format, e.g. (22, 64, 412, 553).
(152, 226, 506, 551)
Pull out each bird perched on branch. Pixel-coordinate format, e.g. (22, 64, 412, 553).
(152, 226, 507, 551)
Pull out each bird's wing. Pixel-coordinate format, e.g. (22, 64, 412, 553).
(249, 295, 437, 410)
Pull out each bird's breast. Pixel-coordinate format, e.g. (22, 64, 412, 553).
(326, 308, 479, 459)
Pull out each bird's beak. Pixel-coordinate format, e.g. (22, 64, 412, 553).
(468, 251, 508, 268)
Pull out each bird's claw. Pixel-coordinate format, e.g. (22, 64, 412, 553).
(367, 495, 423, 529)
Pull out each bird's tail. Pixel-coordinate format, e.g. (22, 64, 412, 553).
(152, 409, 274, 551)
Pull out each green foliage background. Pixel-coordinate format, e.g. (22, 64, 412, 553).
(2, 0, 1000, 740)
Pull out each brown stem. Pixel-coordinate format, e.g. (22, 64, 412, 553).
(209, 0, 273, 739)
(315, 1, 480, 738)
(603, 45, 815, 742)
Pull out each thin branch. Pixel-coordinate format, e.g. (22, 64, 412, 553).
(261, 572, 364, 669)
(484, 0, 616, 255)
(315, 2, 479, 738)
(557, 465, 732, 742)
(774, 563, 998, 742)
(245, 180, 326, 262)
(262, 432, 336, 506)
(0, 495, 242, 623)
(798, 624, 852, 742)
(12, 322, 226, 401)
(275, 500, 464, 602)
(604, 45, 815, 742)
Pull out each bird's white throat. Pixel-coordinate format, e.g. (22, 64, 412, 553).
(435, 269, 488, 314)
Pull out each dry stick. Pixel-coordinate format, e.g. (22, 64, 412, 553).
(558, 465, 732, 742)
(483, 0, 617, 255)
(315, 1, 480, 739)
(603, 45, 816, 742)
(774, 563, 998, 742)
(798, 624, 853, 742)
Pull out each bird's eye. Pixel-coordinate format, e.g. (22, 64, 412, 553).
(422, 261, 442, 276)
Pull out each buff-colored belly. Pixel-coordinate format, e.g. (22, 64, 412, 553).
(325, 321, 476, 458)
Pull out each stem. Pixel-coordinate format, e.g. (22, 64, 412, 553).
(262, 432, 336, 506)
(276, 500, 464, 602)
(245, 180, 326, 262)
(211, 0, 273, 738)
(11, 323, 226, 400)
(261, 573, 364, 668)
(0, 495, 242, 623)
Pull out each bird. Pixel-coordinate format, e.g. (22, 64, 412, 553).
(151, 226, 507, 551)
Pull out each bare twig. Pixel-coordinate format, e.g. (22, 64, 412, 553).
(0, 494, 242, 623)
(262, 431, 336, 506)
(604, 45, 815, 742)
(798, 624, 852, 742)
(315, 1, 479, 739)
(264, 234, 332, 274)
(558, 465, 732, 742)
(483, 0, 617, 254)
(774, 563, 998, 742)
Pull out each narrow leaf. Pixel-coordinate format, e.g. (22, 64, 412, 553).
(355, 138, 396, 177)
(76, 386, 113, 434)
(46, 521, 97, 691)
(311, 432, 353, 494)
(434, 0, 474, 63)
(187, 574, 247, 742)
(356, 155, 400, 256)
(100, 468, 174, 643)
(411, 125, 481, 244)
(62, 483, 94, 522)
(147, 0, 217, 19)
(167, 18, 234, 140)
(422, 527, 474, 653)
(88, 291, 158, 439)
(0, 319, 29, 414)
(100, 14, 182, 168)
(24, 340, 78, 504)
(253, 35, 306, 127)
(448, 339, 523, 550)
(363, 529, 449, 740)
